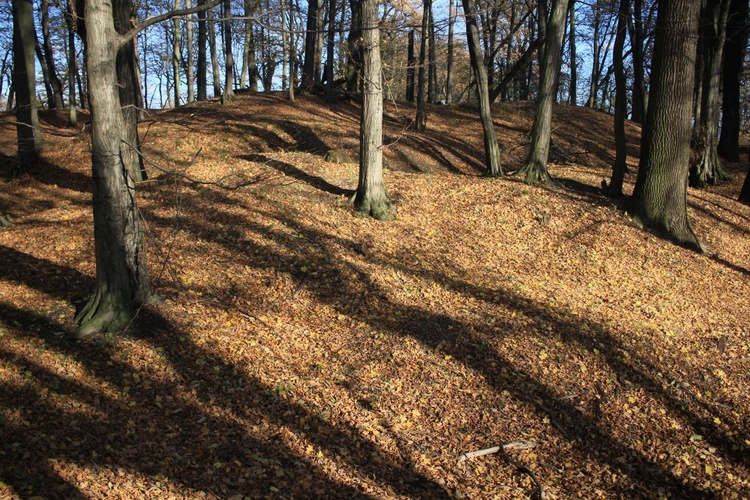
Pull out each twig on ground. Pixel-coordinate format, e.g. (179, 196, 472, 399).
(459, 440, 545, 499)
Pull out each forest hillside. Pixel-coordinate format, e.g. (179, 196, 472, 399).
(1, 93, 749, 498)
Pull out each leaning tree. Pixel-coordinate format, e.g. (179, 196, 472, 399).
(627, 0, 704, 252)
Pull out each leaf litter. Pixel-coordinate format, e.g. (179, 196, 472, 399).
(0, 93, 749, 498)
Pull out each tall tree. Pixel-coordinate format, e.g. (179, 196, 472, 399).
(445, 0, 455, 104)
(241, 0, 259, 92)
(354, 0, 393, 220)
(40, 0, 65, 109)
(461, 0, 501, 176)
(567, 0, 577, 105)
(628, 0, 648, 123)
(517, 0, 567, 184)
(221, 0, 236, 102)
(66, 0, 78, 126)
(405, 29, 415, 102)
(172, 0, 182, 106)
(114, 0, 147, 181)
(300, 0, 321, 91)
(197, 0, 208, 100)
(345, 0, 363, 92)
(12, 0, 42, 170)
(415, 5, 428, 130)
(208, 4, 222, 96)
(186, 0, 195, 103)
(74, 0, 153, 337)
(717, 0, 749, 162)
(603, 0, 629, 196)
(628, 0, 703, 252)
(325, 0, 337, 101)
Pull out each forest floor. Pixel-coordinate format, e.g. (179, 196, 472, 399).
(0, 92, 749, 499)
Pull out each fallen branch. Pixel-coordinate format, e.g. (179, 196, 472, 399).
(459, 440, 544, 499)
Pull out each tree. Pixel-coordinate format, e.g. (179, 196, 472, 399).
(221, 0, 236, 102)
(445, 0, 455, 104)
(39, 0, 65, 109)
(567, 0, 577, 105)
(300, 0, 321, 92)
(628, 0, 648, 123)
(415, 4, 428, 130)
(717, 0, 749, 162)
(66, 0, 78, 126)
(602, 0, 628, 196)
(461, 0, 502, 176)
(197, 0, 208, 99)
(627, 0, 703, 252)
(172, 0, 182, 106)
(516, 0, 567, 185)
(12, 0, 42, 171)
(73, 0, 153, 337)
(690, 0, 731, 187)
(74, 0, 222, 337)
(114, 0, 147, 181)
(353, 0, 393, 220)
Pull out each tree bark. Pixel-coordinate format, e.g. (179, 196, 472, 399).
(300, 0, 322, 92)
(325, 0, 337, 101)
(427, 0, 437, 104)
(208, 5, 222, 97)
(185, 0, 195, 102)
(517, 0, 567, 185)
(173, 0, 182, 106)
(568, 0, 577, 105)
(12, 0, 42, 171)
(415, 6, 428, 131)
(197, 0, 208, 100)
(690, 0, 731, 187)
(462, 0, 502, 176)
(67, 0, 78, 126)
(603, 0, 628, 197)
(221, 0, 237, 102)
(354, 0, 392, 220)
(345, 0, 362, 92)
(114, 0, 147, 182)
(717, 0, 749, 162)
(629, 0, 647, 123)
(74, 0, 153, 338)
(445, 0, 455, 104)
(41, 0, 65, 109)
(406, 30, 415, 102)
(628, 0, 703, 252)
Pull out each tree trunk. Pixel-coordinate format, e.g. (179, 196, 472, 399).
(208, 5, 222, 97)
(517, 0, 567, 185)
(67, 0, 78, 127)
(586, 0, 601, 108)
(300, 0, 322, 92)
(74, 0, 153, 338)
(288, 0, 296, 101)
(628, 0, 703, 252)
(603, 0, 628, 197)
(717, 0, 749, 162)
(186, 0, 195, 102)
(739, 149, 750, 204)
(41, 0, 65, 109)
(427, 0, 437, 104)
(406, 30, 415, 102)
(690, 0, 731, 187)
(629, 0, 647, 123)
(197, 0, 208, 100)
(445, 0, 455, 104)
(12, 0, 42, 171)
(415, 7, 428, 131)
(173, 0, 182, 106)
(568, 0, 577, 105)
(354, 0, 392, 220)
(462, 0, 502, 176)
(113, 0, 147, 182)
(222, 0, 237, 102)
(345, 0, 362, 92)
(325, 0, 337, 101)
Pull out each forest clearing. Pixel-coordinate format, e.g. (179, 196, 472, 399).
(1, 93, 749, 498)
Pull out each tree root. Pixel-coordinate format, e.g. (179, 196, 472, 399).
(0, 214, 12, 228)
(72, 289, 133, 339)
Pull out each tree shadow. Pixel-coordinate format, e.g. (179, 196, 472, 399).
(241, 154, 354, 197)
(0, 250, 448, 498)
(140, 187, 741, 496)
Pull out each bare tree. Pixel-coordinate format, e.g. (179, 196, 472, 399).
(12, 0, 42, 171)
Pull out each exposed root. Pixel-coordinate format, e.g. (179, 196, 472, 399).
(0, 214, 12, 228)
(72, 289, 133, 339)
(516, 161, 555, 186)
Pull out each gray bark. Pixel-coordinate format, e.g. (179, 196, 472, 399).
(12, 0, 42, 170)
(354, 0, 392, 220)
(628, 0, 703, 252)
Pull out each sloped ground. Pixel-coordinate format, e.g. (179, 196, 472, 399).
(0, 93, 749, 499)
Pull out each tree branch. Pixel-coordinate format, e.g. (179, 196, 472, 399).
(118, 0, 224, 47)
